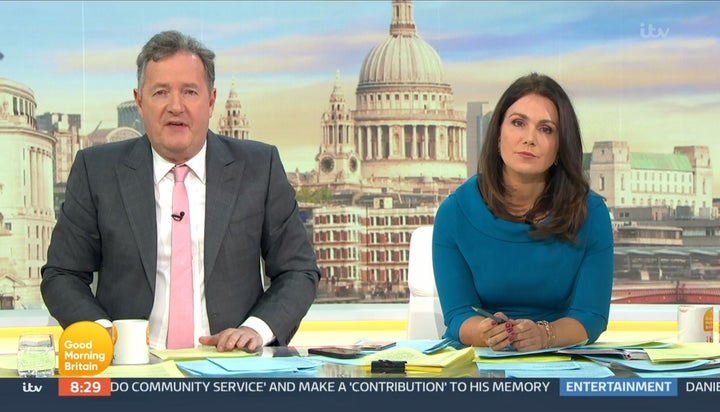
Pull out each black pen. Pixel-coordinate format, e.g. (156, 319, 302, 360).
(472, 306, 506, 324)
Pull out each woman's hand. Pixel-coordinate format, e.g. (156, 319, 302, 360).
(460, 311, 511, 348)
(479, 312, 514, 351)
(506, 319, 546, 351)
(482, 322, 515, 351)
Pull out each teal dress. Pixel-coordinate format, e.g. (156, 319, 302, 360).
(432, 175, 614, 343)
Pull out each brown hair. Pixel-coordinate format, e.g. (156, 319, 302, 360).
(477, 73, 588, 242)
(136, 30, 216, 96)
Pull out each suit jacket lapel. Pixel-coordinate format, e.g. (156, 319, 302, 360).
(204, 132, 245, 280)
(116, 136, 158, 292)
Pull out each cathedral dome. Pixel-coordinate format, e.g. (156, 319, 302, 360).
(317, 1, 467, 184)
(358, 34, 446, 86)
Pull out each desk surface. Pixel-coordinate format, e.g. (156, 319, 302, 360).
(3, 344, 655, 379)
(1, 326, 480, 378)
(0, 346, 486, 379)
(0, 325, 707, 379)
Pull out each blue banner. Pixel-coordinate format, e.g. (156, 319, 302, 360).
(560, 378, 677, 396)
(4, 378, 720, 411)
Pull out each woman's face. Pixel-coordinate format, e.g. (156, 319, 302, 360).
(498, 93, 560, 182)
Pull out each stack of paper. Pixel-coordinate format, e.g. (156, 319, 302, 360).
(559, 340, 720, 378)
(97, 361, 186, 378)
(645, 343, 720, 362)
(176, 357, 322, 377)
(360, 346, 476, 373)
(152, 346, 322, 377)
(557, 347, 650, 360)
(473, 342, 615, 378)
(151, 346, 257, 361)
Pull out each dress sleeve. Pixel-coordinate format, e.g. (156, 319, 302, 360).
(566, 196, 615, 343)
(432, 198, 479, 341)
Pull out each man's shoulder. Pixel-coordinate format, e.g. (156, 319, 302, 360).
(210, 132, 276, 157)
(79, 136, 146, 160)
(208, 134, 278, 162)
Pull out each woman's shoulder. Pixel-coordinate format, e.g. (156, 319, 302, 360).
(453, 175, 481, 198)
(582, 191, 613, 233)
(439, 175, 481, 210)
(586, 191, 610, 214)
(437, 174, 473, 209)
(436, 175, 498, 231)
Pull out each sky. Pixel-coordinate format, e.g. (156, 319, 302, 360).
(1, 0, 719, 192)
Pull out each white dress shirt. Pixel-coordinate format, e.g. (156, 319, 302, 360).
(143, 142, 274, 349)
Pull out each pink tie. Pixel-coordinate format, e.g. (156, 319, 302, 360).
(167, 165, 194, 349)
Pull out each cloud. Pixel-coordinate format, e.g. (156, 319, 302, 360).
(50, 47, 137, 74)
(446, 36, 720, 107)
(217, 32, 384, 77)
(144, 17, 278, 39)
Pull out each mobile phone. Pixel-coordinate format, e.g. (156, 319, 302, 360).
(358, 341, 396, 351)
(307, 346, 362, 359)
(471, 306, 506, 324)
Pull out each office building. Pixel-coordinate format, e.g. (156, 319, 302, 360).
(311, 201, 437, 302)
(465, 102, 491, 177)
(0, 77, 56, 309)
(36, 112, 83, 184)
(117, 100, 145, 135)
(587, 141, 714, 218)
(86, 126, 142, 147)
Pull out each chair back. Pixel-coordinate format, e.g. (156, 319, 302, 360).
(406, 225, 446, 339)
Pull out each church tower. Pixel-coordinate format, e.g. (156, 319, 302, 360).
(315, 71, 361, 185)
(217, 79, 250, 140)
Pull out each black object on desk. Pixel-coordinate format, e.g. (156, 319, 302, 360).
(371, 360, 406, 373)
(308, 346, 362, 359)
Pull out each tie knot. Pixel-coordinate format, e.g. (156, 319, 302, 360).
(173, 165, 190, 182)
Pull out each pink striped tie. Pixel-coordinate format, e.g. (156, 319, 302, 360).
(167, 164, 194, 349)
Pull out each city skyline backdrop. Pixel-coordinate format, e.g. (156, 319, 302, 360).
(1, 1, 719, 192)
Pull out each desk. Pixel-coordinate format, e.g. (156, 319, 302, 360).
(2, 343, 649, 379)
(0, 325, 707, 379)
(0, 345, 484, 379)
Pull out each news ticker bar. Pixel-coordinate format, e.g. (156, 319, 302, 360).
(7, 378, 720, 412)
(8, 377, 720, 398)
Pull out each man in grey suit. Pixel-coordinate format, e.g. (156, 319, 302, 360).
(41, 30, 320, 351)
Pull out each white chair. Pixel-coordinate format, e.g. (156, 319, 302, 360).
(406, 225, 446, 340)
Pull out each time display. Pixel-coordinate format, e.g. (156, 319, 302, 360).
(58, 378, 112, 397)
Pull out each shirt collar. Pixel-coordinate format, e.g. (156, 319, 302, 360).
(152, 141, 207, 184)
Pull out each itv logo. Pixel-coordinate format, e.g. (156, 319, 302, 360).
(640, 22, 670, 39)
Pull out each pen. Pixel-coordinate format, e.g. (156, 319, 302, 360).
(472, 306, 506, 324)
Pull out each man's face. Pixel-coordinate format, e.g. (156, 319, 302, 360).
(134, 51, 216, 164)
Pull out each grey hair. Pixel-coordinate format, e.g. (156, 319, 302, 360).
(136, 30, 216, 95)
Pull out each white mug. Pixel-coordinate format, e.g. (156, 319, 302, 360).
(677, 306, 713, 343)
(112, 319, 150, 365)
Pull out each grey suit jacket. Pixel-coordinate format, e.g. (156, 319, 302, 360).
(41, 132, 320, 345)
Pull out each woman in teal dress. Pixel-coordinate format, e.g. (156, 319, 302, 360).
(432, 73, 614, 352)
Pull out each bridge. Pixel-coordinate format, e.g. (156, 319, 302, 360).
(612, 280, 720, 304)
